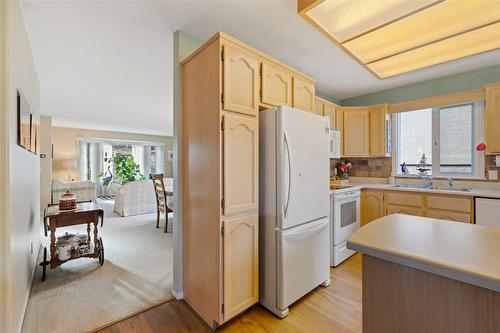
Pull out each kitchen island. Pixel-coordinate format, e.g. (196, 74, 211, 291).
(348, 214, 500, 333)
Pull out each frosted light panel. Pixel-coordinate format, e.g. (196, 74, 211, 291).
(307, 0, 436, 42)
(344, 0, 500, 63)
(300, 0, 500, 78)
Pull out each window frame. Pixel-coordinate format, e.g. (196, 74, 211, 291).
(392, 101, 484, 179)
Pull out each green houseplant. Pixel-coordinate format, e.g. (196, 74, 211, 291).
(98, 153, 144, 186)
(114, 154, 144, 184)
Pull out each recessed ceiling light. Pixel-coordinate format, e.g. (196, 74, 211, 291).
(298, 0, 500, 79)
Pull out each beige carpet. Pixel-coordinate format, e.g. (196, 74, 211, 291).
(22, 199, 173, 333)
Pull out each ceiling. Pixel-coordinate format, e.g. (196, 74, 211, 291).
(22, 0, 500, 136)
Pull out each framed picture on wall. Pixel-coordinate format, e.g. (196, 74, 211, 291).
(17, 89, 32, 151)
(31, 114, 40, 155)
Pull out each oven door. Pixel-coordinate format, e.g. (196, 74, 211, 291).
(333, 195, 360, 246)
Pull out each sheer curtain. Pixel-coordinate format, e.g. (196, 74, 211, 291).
(132, 145, 146, 177)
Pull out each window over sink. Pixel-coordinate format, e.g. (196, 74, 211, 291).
(393, 101, 484, 178)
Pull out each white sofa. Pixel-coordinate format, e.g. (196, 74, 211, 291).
(112, 178, 173, 217)
(51, 179, 96, 204)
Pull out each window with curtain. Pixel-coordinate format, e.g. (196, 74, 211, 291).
(394, 102, 484, 178)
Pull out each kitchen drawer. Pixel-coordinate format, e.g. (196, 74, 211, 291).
(386, 192, 423, 207)
(426, 209, 472, 223)
(426, 195, 472, 213)
(386, 204, 423, 217)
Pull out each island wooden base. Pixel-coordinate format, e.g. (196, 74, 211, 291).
(363, 255, 500, 333)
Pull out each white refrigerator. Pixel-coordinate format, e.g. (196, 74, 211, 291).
(259, 105, 331, 318)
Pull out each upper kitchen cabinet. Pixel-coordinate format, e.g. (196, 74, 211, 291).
(261, 62, 293, 108)
(293, 76, 315, 113)
(369, 104, 389, 157)
(343, 107, 370, 157)
(223, 44, 260, 116)
(315, 97, 340, 129)
(485, 83, 500, 154)
(314, 97, 325, 116)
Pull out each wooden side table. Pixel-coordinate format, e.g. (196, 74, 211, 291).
(41, 202, 105, 281)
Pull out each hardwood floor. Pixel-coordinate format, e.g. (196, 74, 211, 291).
(97, 254, 362, 333)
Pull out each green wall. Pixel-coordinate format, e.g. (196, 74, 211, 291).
(316, 90, 341, 104)
(341, 64, 500, 106)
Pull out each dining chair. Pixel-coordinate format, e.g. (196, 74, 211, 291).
(152, 175, 173, 233)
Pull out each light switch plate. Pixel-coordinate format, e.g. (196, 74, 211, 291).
(496, 155, 500, 167)
(488, 170, 498, 180)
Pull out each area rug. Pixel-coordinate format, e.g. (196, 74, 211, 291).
(21, 199, 174, 333)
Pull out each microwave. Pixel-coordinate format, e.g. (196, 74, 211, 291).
(329, 129, 341, 159)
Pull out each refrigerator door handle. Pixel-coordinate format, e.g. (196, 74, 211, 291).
(284, 130, 291, 219)
(282, 220, 328, 240)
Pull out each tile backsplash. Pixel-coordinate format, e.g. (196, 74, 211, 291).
(331, 157, 392, 179)
(485, 155, 500, 182)
(330, 155, 500, 181)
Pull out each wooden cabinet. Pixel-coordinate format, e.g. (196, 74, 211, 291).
(369, 104, 388, 157)
(485, 83, 500, 154)
(182, 34, 263, 328)
(261, 62, 292, 107)
(223, 214, 259, 321)
(223, 44, 259, 116)
(223, 114, 258, 216)
(386, 192, 423, 207)
(362, 190, 385, 226)
(314, 97, 324, 116)
(343, 107, 370, 157)
(426, 209, 471, 223)
(292, 76, 315, 112)
(315, 96, 340, 129)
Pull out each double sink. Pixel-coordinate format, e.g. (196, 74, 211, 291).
(388, 183, 472, 192)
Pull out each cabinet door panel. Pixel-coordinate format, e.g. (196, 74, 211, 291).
(292, 77, 315, 113)
(426, 209, 471, 223)
(223, 214, 258, 321)
(261, 62, 292, 107)
(343, 108, 369, 156)
(323, 102, 337, 129)
(369, 104, 387, 156)
(223, 114, 258, 215)
(485, 84, 500, 154)
(386, 192, 423, 207)
(426, 195, 472, 213)
(314, 98, 324, 116)
(223, 44, 259, 116)
(362, 190, 385, 226)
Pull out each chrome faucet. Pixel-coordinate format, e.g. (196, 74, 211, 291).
(419, 173, 433, 188)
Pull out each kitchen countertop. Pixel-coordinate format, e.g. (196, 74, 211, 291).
(346, 182, 500, 199)
(347, 214, 500, 293)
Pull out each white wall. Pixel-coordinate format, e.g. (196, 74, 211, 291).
(172, 30, 203, 298)
(39, 116, 52, 210)
(3, 2, 41, 333)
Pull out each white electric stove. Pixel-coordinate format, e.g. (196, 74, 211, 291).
(330, 185, 361, 266)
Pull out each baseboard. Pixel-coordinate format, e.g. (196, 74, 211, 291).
(16, 242, 41, 333)
(172, 288, 184, 300)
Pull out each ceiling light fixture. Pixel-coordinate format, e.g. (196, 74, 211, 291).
(298, 0, 500, 79)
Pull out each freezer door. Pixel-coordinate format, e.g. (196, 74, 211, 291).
(277, 218, 330, 310)
(277, 106, 330, 230)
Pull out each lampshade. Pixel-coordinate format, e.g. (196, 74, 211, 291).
(54, 159, 77, 171)
(298, 0, 500, 78)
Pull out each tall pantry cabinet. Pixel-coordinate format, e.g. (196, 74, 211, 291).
(182, 34, 259, 329)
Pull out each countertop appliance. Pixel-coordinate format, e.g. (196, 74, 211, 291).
(330, 186, 361, 266)
(259, 105, 331, 318)
(329, 129, 341, 159)
(475, 197, 500, 227)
